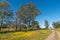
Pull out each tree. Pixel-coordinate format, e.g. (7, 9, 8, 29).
(0, 2, 3, 31)
(6, 10, 14, 27)
(16, 3, 40, 30)
(45, 20, 49, 29)
(0, 10, 2, 31)
(0, 0, 14, 31)
(31, 21, 40, 29)
(52, 21, 60, 28)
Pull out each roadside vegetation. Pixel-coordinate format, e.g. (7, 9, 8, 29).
(0, 30, 51, 40)
(52, 21, 60, 32)
(56, 28, 60, 32)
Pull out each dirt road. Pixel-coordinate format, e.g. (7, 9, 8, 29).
(45, 30, 55, 40)
(45, 30, 60, 40)
(56, 31, 60, 40)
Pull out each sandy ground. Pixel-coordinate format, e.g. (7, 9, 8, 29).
(45, 30, 60, 40)
(45, 30, 55, 40)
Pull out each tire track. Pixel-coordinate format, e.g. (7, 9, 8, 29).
(45, 30, 55, 40)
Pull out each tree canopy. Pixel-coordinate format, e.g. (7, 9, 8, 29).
(16, 3, 40, 29)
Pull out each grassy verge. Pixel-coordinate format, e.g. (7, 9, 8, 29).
(56, 28, 60, 32)
(0, 30, 51, 40)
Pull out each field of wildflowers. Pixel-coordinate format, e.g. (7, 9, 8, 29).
(0, 30, 51, 40)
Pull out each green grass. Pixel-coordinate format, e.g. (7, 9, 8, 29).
(0, 30, 51, 40)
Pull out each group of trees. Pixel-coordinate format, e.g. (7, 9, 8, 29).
(44, 20, 60, 29)
(52, 21, 60, 28)
(0, 0, 40, 31)
(0, 0, 13, 31)
(0, 0, 59, 32)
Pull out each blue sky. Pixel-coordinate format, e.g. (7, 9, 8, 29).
(0, 0, 60, 28)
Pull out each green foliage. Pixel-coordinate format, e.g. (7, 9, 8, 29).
(52, 21, 60, 28)
(0, 1, 40, 31)
(0, 0, 14, 31)
(16, 3, 40, 29)
(31, 21, 40, 29)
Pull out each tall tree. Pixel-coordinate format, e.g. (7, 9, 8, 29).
(0, 0, 14, 31)
(16, 3, 40, 29)
(45, 20, 49, 29)
(0, 1, 4, 31)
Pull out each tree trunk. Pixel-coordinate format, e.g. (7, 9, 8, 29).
(16, 25, 17, 31)
(16, 18, 17, 31)
(0, 27, 1, 31)
(0, 20, 3, 31)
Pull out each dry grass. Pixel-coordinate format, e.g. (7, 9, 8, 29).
(0, 30, 51, 40)
(56, 28, 60, 32)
